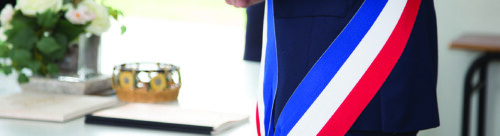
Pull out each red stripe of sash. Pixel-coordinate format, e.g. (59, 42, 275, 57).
(256, 104, 262, 136)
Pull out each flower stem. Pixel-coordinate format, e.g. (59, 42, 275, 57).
(33, 49, 47, 75)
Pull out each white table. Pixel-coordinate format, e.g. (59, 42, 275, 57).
(0, 60, 260, 136)
(0, 117, 253, 136)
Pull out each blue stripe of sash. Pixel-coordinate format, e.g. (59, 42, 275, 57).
(272, 0, 388, 135)
(263, 0, 278, 135)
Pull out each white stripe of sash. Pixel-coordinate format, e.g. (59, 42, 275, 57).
(256, 1, 269, 136)
(287, 0, 408, 135)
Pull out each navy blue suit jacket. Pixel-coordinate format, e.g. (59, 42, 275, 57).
(271, 0, 439, 133)
(244, 2, 265, 62)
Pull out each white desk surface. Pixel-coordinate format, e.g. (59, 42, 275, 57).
(0, 60, 260, 136)
(0, 116, 254, 136)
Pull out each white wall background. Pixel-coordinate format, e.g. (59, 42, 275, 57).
(419, 0, 500, 136)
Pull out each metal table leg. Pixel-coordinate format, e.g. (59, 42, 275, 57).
(462, 53, 500, 136)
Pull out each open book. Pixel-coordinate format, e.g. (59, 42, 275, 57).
(0, 92, 117, 122)
(85, 103, 249, 135)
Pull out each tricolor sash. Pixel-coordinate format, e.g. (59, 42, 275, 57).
(256, 0, 421, 136)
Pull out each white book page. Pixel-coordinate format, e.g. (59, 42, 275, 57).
(91, 103, 249, 131)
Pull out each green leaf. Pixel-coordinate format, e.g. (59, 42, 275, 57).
(6, 28, 37, 50)
(55, 19, 85, 42)
(51, 33, 68, 60)
(9, 11, 38, 30)
(53, 33, 68, 47)
(108, 7, 124, 20)
(52, 47, 67, 61)
(121, 25, 127, 35)
(63, 0, 73, 5)
(17, 73, 29, 83)
(36, 36, 61, 55)
(37, 9, 61, 28)
(27, 61, 41, 74)
(110, 12, 118, 20)
(2, 65, 12, 75)
(10, 49, 32, 63)
(46, 62, 59, 74)
(5, 12, 39, 43)
(0, 44, 9, 58)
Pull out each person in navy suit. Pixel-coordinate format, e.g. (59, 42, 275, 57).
(243, 2, 265, 62)
(227, 0, 439, 135)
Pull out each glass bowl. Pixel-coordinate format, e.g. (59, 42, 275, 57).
(111, 62, 181, 103)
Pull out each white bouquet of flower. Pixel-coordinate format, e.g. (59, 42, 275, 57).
(0, 0, 125, 83)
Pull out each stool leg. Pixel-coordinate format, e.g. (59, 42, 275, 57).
(462, 54, 490, 136)
(463, 65, 474, 136)
(462, 53, 500, 136)
(478, 64, 487, 136)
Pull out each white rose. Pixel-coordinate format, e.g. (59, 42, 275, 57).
(0, 4, 14, 26)
(21, 68, 33, 77)
(80, 0, 110, 35)
(16, 0, 63, 16)
(1, 58, 12, 65)
(65, 5, 95, 25)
